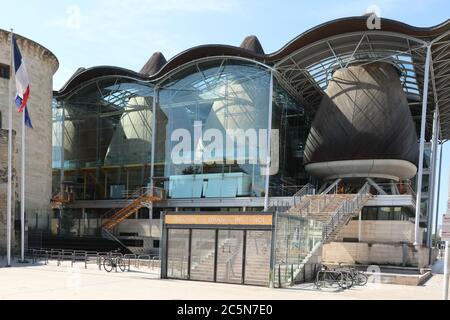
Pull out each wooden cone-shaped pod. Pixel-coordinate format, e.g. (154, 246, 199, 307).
(304, 62, 419, 181)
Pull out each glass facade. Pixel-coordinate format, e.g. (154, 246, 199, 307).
(274, 214, 323, 288)
(53, 59, 315, 203)
(154, 59, 272, 199)
(53, 77, 154, 201)
(360, 207, 411, 221)
(152, 59, 314, 200)
(270, 79, 313, 196)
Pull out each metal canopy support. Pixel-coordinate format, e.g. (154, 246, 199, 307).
(264, 71, 274, 211)
(150, 86, 158, 188)
(390, 181, 400, 195)
(60, 104, 65, 189)
(434, 141, 445, 241)
(427, 110, 440, 248)
(326, 41, 344, 69)
(414, 45, 432, 247)
(321, 179, 342, 195)
(367, 178, 388, 195)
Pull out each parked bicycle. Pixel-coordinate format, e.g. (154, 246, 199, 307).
(315, 265, 367, 290)
(315, 266, 352, 289)
(345, 267, 368, 286)
(103, 252, 127, 273)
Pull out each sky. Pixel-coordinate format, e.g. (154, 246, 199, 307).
(0, 0, 449, 226)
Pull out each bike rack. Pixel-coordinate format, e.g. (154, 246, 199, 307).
(26, 247, 162, 275)
(137, 255, 151, 269)
(124, 254, 137, 271)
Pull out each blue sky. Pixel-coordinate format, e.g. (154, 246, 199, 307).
(1, 0, 449, 226)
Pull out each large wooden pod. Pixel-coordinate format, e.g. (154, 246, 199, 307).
(304, 62, 419, 181)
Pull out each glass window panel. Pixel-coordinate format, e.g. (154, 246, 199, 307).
(205, 179, 223, 198)
(363, 207, 378, 220)
(156, 60, 271, 199)
(216, 230, 244, 284)
(190, 229, 216, 282)
(167, 229, 190, 279)
(221, 178, 238, 198)
(393, 207, 402, 221)
(270, 80, 314, 196)
(378, 207, 391, 220)
(245, 231, 271, 286)
(56, 78, 154, 201)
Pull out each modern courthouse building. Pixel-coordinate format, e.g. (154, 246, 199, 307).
(2, 15, 450, 287)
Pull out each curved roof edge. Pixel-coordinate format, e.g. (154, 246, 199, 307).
(268, 16, 450, 60)
(56, 16, 450, 95)
(55, 66, 150, 99)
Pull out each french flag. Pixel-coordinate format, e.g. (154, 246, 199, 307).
(13, 35, 33, 128)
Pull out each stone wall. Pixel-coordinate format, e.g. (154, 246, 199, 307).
(0, 29, 58, 211)
(322, 242, 437, 268)
(336, 220, 424, 245)
(0, 129, 16, 254)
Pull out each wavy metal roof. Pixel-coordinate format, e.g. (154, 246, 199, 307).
(55, 16, 450, 139)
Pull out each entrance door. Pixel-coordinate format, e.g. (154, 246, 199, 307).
(216, 230, 244, 284)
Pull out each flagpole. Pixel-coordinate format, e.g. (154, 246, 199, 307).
(6, 29, 14, 267)
(20, 109, 26, 263)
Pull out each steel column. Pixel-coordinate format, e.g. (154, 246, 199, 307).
(414, 45, 432, 246)
(264, 71, 274, 211)
(427, 112, 440, 248)
(434, 142, 444, 241)
(150, 86, 158, 187)
(60, 103, 65, 191)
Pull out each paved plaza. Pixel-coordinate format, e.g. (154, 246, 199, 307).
(0, 258, 448, 300)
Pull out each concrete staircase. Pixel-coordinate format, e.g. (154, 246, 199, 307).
(288, 194, 356, 222)
(278, 183, 371, 285)
(102, 187, 164, 230)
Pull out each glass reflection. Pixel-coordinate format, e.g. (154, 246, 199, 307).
(155, 60, 271, 199)
(53, 78, 154, 200)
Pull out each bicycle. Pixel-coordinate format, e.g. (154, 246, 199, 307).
(348, 268, 368, 286)
(315, 265, 355, 290)
(103, 255, 127, 273)
(338, 264, 368, 287)
(315, 266, 351, 289)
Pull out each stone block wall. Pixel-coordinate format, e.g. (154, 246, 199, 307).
(336, 220, 424, 245)
(322, 242, 436, 268)
(0, 129, 16, 254)
(0, 29, 58, 212)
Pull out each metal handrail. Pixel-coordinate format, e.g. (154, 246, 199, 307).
(322, 182, 371, 240)
(102, 186, 165, 220)
(370, 182, 417, 198)
(296, 199, 312, 216)
(293, 184, 316, 206)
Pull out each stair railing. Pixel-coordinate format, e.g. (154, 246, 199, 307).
(224, 236, 244, 280)
(101, 186, 165, 228)
(293, 184, 316, 207)
(101, 228, 130, 252)
(293, 198, 311, 217)
(322, 182, 370, 241)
